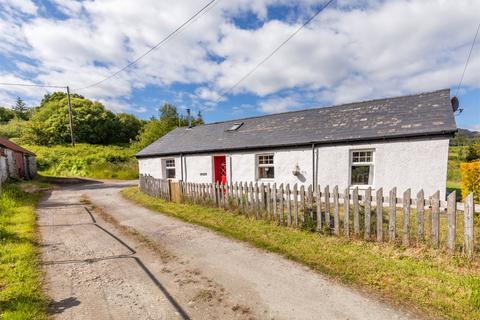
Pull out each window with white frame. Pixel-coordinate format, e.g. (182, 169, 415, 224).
(350, 150, 374, 185)
(164, 159, 176, 179)
(257, 154, 274, 179)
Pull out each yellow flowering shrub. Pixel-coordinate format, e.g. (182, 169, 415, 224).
(460, 161, 480, 203)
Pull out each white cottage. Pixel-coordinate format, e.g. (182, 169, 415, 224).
(136, 89, 457, 199)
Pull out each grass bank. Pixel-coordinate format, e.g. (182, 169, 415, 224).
(0, 183, 47, 319)
(122, 186, 480, 320)
(26, 144, 138, 180)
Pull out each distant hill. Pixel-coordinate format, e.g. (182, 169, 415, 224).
(450, 128, 479, 146)
(458, 128, 480, 138)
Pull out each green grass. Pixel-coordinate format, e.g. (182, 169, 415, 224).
(0, 183, 47, 319)
(26, 144, 138, 180)
(122, 186, 480, 320)
(447, 146, 468, 193)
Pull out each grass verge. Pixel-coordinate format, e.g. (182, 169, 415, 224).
(122, 186, 480, 320)
(0, 183, 47, 319)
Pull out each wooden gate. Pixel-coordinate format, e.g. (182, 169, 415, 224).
(169, 181, 182, 203)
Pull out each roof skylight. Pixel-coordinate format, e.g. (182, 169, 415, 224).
(226, 122, 243, 131)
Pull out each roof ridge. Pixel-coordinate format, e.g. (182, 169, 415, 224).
(197, 88, 451, 127)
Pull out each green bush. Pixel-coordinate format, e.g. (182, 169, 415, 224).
(26, 144, 138, 180)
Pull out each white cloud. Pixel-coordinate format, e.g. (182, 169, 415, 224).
(0, 0, 480, 114)
(0, 0, 37, 15)
(195, 87, 224, 102)
(258, 96, 301, 113)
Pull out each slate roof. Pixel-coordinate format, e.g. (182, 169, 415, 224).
(136, 89, 457, 158)
(0, 137, 35, 156)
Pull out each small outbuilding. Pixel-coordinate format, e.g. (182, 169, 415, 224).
(0, 137, 37, 181)
(136, 89, 457, 199)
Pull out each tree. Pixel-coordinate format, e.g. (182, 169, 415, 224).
(116, 113, 144, 144)
(159, 103, 180, 127)
(13, 97, 31, 120)
(134, 102, 203, 150)
(22, 92, 140, 145)
(465, 144, 480, 162)
(0, 106, 16, 123)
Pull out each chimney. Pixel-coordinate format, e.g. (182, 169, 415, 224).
(187, 108, 192, 128)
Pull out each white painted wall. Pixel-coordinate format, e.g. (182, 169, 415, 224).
(184, 154, 213, 183)
(315, 138, 449, 198)
(230, 149, 313, 186)
(138, 137, 450, 199)
(138, 157, 164, 179)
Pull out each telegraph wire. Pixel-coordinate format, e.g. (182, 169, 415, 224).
(73, 0, 218, 91)
(455, 22, 480, 96)
(212, 0, 335, 103)
(0, 82, 66, 89)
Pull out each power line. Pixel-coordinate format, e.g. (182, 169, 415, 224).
(74, 0, 218, 91)
(0, 82, 66, 89)
(455, 22, 480, 96)
(0, 82, 76, 146)
(212, 0, 335, 103)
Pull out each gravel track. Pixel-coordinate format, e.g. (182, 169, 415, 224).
(38, 180, 417, 319)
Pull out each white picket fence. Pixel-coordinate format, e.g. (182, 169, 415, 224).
(139, 174, 478, 257)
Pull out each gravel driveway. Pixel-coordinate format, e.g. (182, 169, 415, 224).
(38, 180, 417, 319)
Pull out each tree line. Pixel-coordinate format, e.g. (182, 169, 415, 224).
(0, 92, 203, 150)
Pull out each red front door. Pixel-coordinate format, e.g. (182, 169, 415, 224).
(213, 156, 227, 184)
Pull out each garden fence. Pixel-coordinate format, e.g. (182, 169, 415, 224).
(139, 174, 478, 258)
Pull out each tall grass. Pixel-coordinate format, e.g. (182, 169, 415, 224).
(0, 184, 47, 319)
(26, 144, 138, 180)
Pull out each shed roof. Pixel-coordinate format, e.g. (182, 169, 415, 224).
(136, 89, 457, 158)
(0, 137, 35, 156)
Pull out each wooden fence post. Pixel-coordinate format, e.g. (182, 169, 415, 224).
(316, 185, 322, 231)
(254, 182, 260, 219)
(260, 183, 265, 216)
(308, 185, 314, 221)
(344, 188, 350, 237)
(446, 191, 456, 253)
(300, 185, 306, 224)
(239, 182, 245, 212)
(286, 184, 292, 226)
(324, 185, 330, 231)
(431, 191, 440, 249)
(402, 189, 411, 247)
(364, 187, 372, 241)
(279, 184, 285, 224)
(272, 183, 277, 221)
(248, 182, 254, 215)
(266, 183, 272, 220)
(353, 187, 360, 236)
(333, 186, 340, 235)
(464, 193, 474, 258)
(376, 188, 383, 242)
(416, 189, 425, 243)
(293, 184, 299, 227)
(388, 188, 397, 241)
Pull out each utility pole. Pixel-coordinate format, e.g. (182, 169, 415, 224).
(66, 86, 75, 147)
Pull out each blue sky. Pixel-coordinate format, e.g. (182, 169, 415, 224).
(0, 0, 479, 130)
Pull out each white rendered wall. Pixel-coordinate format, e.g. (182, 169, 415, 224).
(184, 154, 213, 183)
(230, 149, 313, 186)
(315, 137, 449, 199)
(138, 137, 450, 199)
